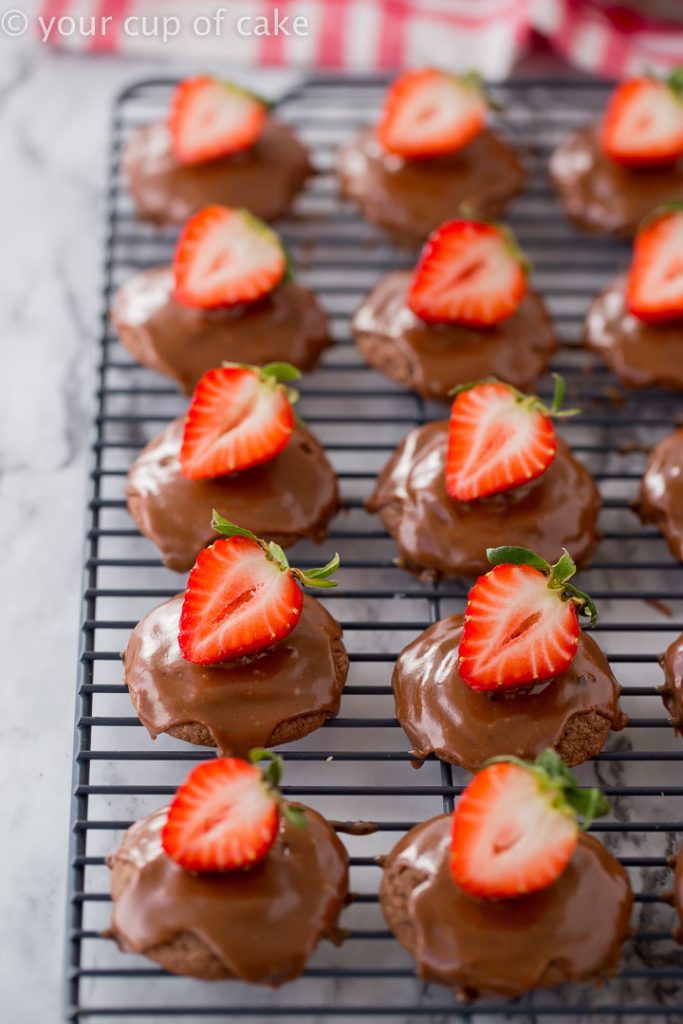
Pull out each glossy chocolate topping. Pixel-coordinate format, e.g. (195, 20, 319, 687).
(661, 631, 683, 735)
(123, 593, 347, 755)
(584, 275, 683, 390)
(638, 427, 683, 563)
(126, 419, 339, 573)
(108, 804, 349, 984)
(111, 269, 330, 393)
(550, 124, 683, 236)
(392, 615, 625, 769)
(367, 422, 601, 577)
(124, 118, 313, 225)
(353, 271, 557, 401)
(380, 815, 633, 999)
(675, 852, 683, 943)
(338, 128, 526, 245)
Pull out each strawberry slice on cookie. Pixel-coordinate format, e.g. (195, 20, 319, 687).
(169, 76, 269, 166)
(458, 545, 598, 692)
(173, 205, 287, 310)
(407, 218, 528, 327)
(600, 70, 683, 168)
(626, 203, 683, 323)
(445, 375, 578, 502)
(179, 362, 300, 481)
(450, 749, 609, 899)
(377, 68, 488, 159)
(162, 749, 306, 872)
(179, 514, 340, 665)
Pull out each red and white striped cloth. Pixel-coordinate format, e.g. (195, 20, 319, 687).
(36, 0, 683, 79)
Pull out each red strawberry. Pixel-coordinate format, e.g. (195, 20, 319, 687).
(169, 76, 268, 166)
(458, 547, 597, 692)
(626, 204, 683, 323)
(377, 68, 487, 159)
(450, 750, 609, 900)
(407, 219, 527, 327)
(180, 363, 299, 480)
(178, 515, 339, 665)
(445, 376, 577, 501)
(600, 71, 683, 168)
(173, 206, 286, 310)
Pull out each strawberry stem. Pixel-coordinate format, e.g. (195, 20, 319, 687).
(484, 749, 609, 830)
(486, 545, 598, 626)
(248, 748, 309, 829)
(211, 512, 340, 589)
(449, 374, 579, 420)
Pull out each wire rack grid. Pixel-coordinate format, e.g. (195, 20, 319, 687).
(64, 76, 683, 1023)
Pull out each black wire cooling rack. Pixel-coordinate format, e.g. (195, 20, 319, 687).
(64, 76, 683, 1022)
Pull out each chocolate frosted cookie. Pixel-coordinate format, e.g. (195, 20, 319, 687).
(380, 816, 633, 999)
(127, 419, 339, 572)
(111, 270, 330, 393)
(338, 128, 525, 247)
(392, 615, 626, 769)
(125, 118, 312, 226)
(367, 422, 601, 578)
(550, 124, 683, 236)
(638, 428, 683, 563)
(123, 593, 348, 755)
(107, 803, 348, 982)
(661, 632, 683, 734)
(584, 274, 683, 389)
(352, 271, 556, 401)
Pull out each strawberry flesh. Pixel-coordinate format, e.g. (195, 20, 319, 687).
(162, 758, 280, 872)
(450, 761, 578, 899)
(458, 563, 580, 691)
(180, 366, 294, 480)
(169, 76, 267, 166)
(173, 205, 286, 310)
(179, 535, 303, 665)
(600, 76, 683, 168)
(407, 219, 527, 327)
(446, 382, 556, 501)
(626, 208, 683, 323)
(377, 68, 486, 159)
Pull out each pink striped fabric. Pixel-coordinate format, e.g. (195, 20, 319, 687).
(35, 0, 683, 77)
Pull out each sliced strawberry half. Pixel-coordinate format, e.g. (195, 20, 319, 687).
(162, 751, 306, 872)
(450, 750, 609, 899)
(600, 71, 683, 168)
(173, 206, 287, 310)
(180, 363, 299, 480)
(445, 376, 577, 501)
(178, 515, 340, 665)
(407, 219, 527, 327)
(377, 68, 487, 159)
(169, 76, 268, 166)
(458, 546, 598, 692)
(626, 204, 683, 323)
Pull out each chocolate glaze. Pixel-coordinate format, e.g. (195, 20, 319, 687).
(550, 124, 683, 236)
(338, 128, 526, 246)
(352, 271, 557, 401)
(111, 269, 330, 393)
(107, 803, 349, 984)
(638, 427, 683, 563)
(661, 632, 683, 735)
(123, 593, 347, 755)
(126, 419, 339, 573)
(675, 852, 683, 943)
(392, 615, 625, 770)
(124, 118, 313, 225)
(367, 422, 601, 578)
(380, 815, 633, 999)
(584, 275, 683, 390)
